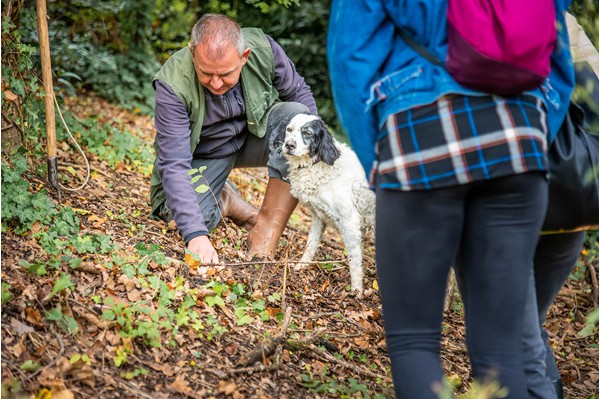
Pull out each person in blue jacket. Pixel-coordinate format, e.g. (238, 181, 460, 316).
(530, 13, 598, 399)
(327, 1, 574, 398)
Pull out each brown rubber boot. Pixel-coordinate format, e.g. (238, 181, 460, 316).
(220, 181, 258, 231)
(247, 178, 299, 259)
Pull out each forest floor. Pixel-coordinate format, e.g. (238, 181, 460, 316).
(1, 94, 598, 399)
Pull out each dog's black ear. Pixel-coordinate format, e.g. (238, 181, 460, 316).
(307, 119, 341, 166)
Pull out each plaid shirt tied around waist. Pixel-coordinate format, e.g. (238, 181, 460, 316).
(374, 94, 549, 190)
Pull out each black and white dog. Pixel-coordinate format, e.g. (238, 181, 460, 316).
(279, 113, 375, 295)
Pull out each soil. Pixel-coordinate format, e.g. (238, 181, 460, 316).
(1, 94, 598, 399)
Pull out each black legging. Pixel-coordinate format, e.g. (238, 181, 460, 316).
(375, 173, 547, 399)
(534, 232, 586, 381)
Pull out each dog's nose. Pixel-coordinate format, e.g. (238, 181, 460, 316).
(285, 140, 296, 151)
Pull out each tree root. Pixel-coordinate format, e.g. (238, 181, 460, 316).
(233, 306, 389, 383)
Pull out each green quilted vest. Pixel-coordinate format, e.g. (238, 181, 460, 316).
(149, 28, 280, 215)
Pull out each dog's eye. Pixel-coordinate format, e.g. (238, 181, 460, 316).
(286, 127, 292, 132)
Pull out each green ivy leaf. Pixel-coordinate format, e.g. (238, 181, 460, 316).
(45, 306, 64, 321)
(20, 360, 41, 372)
(205, 295, 225, 308)
(2, 282, 13, 305)
(49, 273, 75, 299)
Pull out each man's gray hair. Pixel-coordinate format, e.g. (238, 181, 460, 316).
(190, 14, 245, 59)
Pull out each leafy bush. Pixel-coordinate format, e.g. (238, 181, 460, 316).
(1, 6, 47, 153)
(570, 0, 599, 49)
(54, 111, 155, 175)
(232, 0, 343, 139)
(46, 16, 160, 114)
(1, 157, 59, 234)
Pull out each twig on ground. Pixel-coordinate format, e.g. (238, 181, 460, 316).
(307, 343, 392, 383)
(237, 335, 287, 367)
(71, 303, 110, 329)
(236, 324, 327, 369)
(196, 259, 348, 268)
(25, 332, 65, 382)
(281, 260, 288, 314)
(587, 263, 598, 308)
(303, 311, 344, 320)
(93, 369, 156, 399)
(73, 262, 103, 275)
(58, 161, 111, 179)
(228, 363, 282, 375)
(281, 306, 293, 334)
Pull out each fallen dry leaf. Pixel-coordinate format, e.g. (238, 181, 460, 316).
(51, 386, 75, 399)
(25, 307, 45, 326)
(184, 252, 201, 270)
(147, 362, 177, 377)
(266, 307, 280, 319)
(68, 359, 95, 387)
(10, 319, 34, 335)
(88, 214, 107, 228)
(3, 89, 18, 101)
(225, 341, 239, 356)
(218, 380, 238, 395)
(167, 375, 204, 399)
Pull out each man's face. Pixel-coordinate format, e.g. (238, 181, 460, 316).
(191, 45, 250, 95)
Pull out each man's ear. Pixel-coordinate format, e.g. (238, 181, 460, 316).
(241, 48, 251, 65)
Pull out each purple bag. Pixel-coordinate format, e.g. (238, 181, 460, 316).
(446, 1, 557, 95)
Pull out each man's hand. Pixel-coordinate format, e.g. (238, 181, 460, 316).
(187, 235, 220, 264)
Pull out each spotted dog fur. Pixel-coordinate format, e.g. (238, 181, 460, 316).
(279, 113, 375, 294)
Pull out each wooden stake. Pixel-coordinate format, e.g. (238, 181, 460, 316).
(36, 0, 56, 158)
(36, 0, 60, 199)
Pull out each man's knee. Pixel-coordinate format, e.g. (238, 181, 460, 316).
(270, 101, 311, 121)
(266, 102, 311, 180)
(199, 191, 223, 232)
(266, 102, 311, 138)
(204, 207, 221, 231)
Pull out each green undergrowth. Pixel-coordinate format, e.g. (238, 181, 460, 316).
(55, 109, 155, 176)
(1, 156, 289, 370)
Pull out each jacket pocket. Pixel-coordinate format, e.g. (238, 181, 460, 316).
(366, 65, 425, 111)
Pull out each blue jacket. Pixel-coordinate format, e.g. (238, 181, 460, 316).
(328, 0, 575, 177)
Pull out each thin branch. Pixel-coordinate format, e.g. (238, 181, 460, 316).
(308, 344, 392, 383)
(25, 332, 65, 382)
(587, 263, 598, 308)
(58, 161, 111, 179)
(93, 369, 156, 399)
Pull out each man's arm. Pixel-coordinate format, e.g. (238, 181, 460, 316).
(155, 81, 218, 262)
(266, 36, 319, 115)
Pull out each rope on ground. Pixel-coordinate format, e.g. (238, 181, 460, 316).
(53, 95, 91, 192)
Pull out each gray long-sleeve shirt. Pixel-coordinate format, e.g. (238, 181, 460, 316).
(154, 35, 318, 242)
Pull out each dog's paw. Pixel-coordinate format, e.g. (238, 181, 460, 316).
(293, 254, 314, 270)
(361, 288, 377, 298)
(292, 261, 310, 271)
(349, 286, 364, 299)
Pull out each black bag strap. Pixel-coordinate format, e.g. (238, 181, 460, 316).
(398, 29, 445, 68)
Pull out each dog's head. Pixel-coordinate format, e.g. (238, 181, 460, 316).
(281, 114, 340, 166)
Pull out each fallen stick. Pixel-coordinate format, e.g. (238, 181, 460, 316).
(307, 343, 392, 383)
